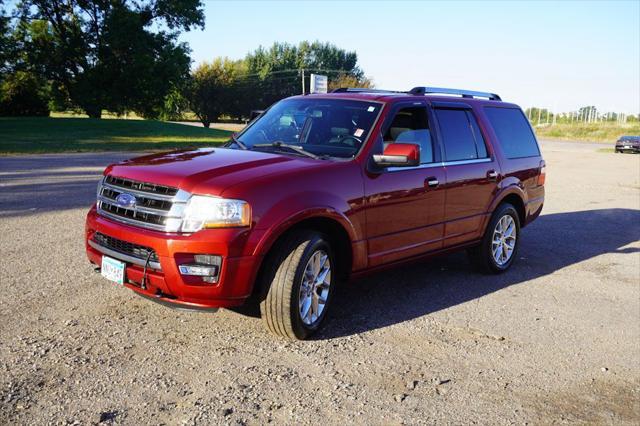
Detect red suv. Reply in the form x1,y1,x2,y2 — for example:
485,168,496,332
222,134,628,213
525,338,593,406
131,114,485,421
86,86,545,339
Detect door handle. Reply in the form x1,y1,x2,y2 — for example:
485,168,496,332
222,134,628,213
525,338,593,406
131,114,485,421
487,170,498,181
425,177,439,188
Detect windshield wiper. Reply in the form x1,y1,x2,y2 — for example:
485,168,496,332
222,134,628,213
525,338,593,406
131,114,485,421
253,141,320,159
229,134,248,150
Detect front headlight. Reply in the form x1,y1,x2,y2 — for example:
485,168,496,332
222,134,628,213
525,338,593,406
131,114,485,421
181,195,251,232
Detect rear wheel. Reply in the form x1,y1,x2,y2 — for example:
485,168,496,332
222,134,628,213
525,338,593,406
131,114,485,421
469,203,520,274
260,231,335,340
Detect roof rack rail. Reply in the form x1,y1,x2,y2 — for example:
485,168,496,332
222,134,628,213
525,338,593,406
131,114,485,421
331,87,404,94
409,86,501,101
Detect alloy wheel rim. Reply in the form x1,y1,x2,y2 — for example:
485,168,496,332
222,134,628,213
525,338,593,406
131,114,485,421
492,215,517,266
298,250,331,326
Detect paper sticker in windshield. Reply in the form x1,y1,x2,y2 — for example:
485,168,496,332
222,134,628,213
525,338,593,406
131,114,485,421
367,106,375,112
354,128,364,138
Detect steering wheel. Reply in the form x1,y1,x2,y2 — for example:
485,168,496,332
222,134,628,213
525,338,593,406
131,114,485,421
256,129,271,144
330,134,363,148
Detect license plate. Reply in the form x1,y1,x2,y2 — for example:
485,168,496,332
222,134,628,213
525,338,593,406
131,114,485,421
624,145,631,149
101,256,125,285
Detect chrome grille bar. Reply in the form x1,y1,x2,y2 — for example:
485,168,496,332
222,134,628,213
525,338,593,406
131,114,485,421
96,176,190,232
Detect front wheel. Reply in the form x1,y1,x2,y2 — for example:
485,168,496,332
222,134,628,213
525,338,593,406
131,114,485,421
468,203,521,274
260,231,335,340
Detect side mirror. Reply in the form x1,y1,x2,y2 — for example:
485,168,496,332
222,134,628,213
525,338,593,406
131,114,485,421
373,143,420,167
249,110,264,121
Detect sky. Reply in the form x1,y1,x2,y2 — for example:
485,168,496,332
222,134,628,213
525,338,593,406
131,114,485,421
181,0,640,114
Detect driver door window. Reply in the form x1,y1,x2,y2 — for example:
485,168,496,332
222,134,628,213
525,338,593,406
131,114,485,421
384,106,434,164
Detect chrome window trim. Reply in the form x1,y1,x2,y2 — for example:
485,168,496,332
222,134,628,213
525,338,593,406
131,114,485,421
444,158,492,166
386,157,492,172
89,239,162,270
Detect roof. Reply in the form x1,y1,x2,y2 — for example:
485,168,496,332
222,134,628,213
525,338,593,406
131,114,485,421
294,91,520,108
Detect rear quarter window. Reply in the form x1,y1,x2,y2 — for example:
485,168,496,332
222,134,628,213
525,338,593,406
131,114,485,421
484,107,540,159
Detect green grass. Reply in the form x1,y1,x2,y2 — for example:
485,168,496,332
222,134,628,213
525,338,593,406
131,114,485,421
534,122,640,143
0,117,232,154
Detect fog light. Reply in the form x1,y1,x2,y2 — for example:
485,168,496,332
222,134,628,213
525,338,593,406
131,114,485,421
194,254,220,265
179,254,222,283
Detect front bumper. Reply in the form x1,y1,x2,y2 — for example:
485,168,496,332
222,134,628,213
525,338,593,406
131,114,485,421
616,144,640,153
85,206,264,309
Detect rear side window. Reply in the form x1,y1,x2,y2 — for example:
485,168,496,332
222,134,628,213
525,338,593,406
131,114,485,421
434,109,488,161
484,107,540,158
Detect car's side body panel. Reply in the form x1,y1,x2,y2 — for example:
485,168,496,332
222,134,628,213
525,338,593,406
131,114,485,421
363,165,447,266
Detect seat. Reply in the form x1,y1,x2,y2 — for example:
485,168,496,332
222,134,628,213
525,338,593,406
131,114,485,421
387,113,414,142
396,129,433,163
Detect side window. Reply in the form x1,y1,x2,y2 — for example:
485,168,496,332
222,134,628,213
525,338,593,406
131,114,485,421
484,107,540,158
467,111,488,158
383,106,434,164
435,108,488,162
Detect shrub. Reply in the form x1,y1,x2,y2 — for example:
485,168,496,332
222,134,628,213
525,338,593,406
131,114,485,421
0,71,50,116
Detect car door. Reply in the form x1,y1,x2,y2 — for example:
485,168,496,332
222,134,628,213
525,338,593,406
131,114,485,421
432,102,500,247
363,102,446,267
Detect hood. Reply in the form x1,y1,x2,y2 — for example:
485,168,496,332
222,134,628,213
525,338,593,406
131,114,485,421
104,147,324,196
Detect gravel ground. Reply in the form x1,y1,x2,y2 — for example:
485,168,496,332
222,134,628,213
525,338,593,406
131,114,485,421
0,141,639,425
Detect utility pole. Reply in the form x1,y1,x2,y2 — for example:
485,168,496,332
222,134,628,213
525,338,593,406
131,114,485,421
537,108,542,126
300,69,305,95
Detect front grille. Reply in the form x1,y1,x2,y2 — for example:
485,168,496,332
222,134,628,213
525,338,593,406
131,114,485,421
100,202,167,227
93,232,159,264
97,176,189,232
105,175,178,196
101,187,173,211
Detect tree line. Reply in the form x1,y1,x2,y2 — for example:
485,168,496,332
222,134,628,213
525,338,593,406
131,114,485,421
525,106,639,126
186,42,372,127
0,1,371,126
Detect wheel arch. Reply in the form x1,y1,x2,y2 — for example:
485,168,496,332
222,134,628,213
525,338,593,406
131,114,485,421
251,211,356,299
492,190,526,227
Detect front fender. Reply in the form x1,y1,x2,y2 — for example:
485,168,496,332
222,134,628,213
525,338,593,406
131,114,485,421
252,191,361,258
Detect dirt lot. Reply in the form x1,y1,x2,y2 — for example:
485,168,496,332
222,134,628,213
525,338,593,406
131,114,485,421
1,141,639,425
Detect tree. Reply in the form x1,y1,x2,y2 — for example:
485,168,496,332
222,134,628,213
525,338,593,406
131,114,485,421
15,0,204,118
159,85,189,121
0,0,13,78
188,58,246,128
185,41,372,121
0,70,50,116
244,41,370,110
578,106,597,122
328,73,374,92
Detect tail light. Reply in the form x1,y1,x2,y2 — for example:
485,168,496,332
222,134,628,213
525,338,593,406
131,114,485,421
537,161,546,186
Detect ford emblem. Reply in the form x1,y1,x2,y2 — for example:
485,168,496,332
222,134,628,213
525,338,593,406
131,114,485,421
115,193,137,208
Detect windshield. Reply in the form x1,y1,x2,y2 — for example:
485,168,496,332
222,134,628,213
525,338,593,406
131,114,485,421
235,98,382,159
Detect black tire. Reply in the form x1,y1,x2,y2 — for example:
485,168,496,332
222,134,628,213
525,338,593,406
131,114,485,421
260,231,336,340
468,203,521,274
